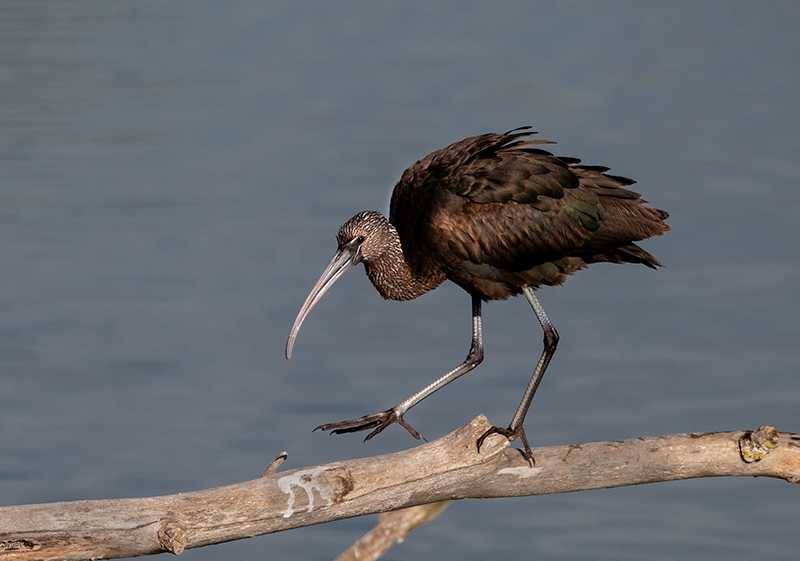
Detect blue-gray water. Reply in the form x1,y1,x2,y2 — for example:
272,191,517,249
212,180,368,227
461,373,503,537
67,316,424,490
1,2,798,559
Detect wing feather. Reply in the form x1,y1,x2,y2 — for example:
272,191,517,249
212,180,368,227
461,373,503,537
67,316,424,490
390,129,669,298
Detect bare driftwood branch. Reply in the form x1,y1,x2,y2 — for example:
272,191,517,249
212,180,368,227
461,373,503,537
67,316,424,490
1,417,797,561
334,501,454,561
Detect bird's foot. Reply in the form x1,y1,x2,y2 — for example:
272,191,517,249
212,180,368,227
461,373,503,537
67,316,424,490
477,425,535,466
314,408,427,443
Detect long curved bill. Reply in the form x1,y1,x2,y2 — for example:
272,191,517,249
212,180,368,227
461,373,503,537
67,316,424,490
286,245,359,359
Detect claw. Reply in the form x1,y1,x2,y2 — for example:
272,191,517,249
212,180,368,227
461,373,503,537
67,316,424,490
314,408,427,443
477,425,535,466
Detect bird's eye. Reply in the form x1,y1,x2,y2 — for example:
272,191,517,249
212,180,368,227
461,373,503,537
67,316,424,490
356,235,366,244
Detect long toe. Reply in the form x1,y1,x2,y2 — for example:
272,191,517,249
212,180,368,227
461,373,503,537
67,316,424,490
315,408,425,442
478,425,535,466
314,411,388,434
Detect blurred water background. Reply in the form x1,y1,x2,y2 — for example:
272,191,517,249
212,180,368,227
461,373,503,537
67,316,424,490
1,2,798,560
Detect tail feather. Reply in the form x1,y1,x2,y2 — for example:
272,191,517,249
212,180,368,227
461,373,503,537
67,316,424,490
583,243,664,269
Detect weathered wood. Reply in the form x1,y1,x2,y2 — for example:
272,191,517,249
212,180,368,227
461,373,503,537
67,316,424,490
334,501,454,561
1,418,797,561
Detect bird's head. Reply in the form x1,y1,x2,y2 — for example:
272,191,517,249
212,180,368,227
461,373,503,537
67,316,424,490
285,211,391,359
336,211,392,263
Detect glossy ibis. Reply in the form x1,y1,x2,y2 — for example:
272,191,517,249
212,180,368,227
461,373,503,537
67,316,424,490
286,127,669,462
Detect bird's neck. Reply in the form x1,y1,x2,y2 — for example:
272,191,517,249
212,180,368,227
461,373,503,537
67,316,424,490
364,226,444,301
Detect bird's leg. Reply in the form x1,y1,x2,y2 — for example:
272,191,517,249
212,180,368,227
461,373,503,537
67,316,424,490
315,295,485,443
477,287,558,464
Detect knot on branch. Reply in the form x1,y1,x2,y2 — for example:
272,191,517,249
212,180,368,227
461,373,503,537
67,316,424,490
158,518,189,555
739,425,779,463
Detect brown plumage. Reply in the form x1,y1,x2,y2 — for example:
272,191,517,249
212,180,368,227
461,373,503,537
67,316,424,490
287,127,669,463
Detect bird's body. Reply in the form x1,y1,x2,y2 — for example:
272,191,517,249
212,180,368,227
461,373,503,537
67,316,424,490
287,128,669,462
